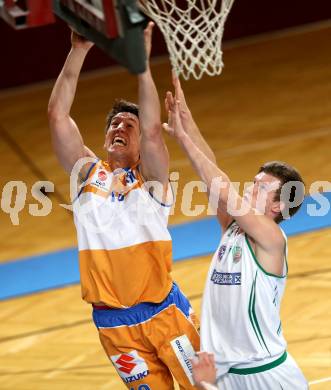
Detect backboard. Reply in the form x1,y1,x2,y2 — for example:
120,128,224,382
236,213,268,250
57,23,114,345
53,0,146,74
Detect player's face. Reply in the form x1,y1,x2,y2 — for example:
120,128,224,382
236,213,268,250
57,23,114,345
243,172,282,216
104,112,140,160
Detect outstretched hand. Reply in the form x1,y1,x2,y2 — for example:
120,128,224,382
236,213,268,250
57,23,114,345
165,72,198,136
162,91,186,140
172,72,190,116
191,352,217,389
70,28,94,51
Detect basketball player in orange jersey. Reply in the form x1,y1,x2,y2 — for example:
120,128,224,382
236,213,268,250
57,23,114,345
47,22,214,390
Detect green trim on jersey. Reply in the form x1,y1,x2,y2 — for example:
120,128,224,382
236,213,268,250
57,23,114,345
245,234,287,279
226,220,235,231
228,351,287,375
248,272,271,355
248,272,264,350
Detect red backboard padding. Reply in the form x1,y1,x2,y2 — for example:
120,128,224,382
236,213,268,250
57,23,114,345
1,0,55,28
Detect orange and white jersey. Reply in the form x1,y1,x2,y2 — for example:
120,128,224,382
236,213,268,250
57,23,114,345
73,159,174,308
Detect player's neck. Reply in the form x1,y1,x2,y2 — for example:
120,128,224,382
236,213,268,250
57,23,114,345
108,155,138,170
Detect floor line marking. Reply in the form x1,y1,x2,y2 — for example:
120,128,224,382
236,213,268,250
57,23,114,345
309,376,331,385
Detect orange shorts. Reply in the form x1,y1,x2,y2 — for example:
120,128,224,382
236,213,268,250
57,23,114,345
92,283,200,390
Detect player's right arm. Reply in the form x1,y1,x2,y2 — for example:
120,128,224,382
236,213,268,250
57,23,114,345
48,30,96,175
166,80,232,231
164,96,285,275
170,75,216,164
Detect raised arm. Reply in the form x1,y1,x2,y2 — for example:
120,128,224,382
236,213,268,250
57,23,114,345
163,97,285,274
170,75,216,164
48,30,96,174
165,87,230,228
138,22,169,189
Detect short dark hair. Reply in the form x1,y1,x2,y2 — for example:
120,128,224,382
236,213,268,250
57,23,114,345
258,161,305,223
105,99,139,132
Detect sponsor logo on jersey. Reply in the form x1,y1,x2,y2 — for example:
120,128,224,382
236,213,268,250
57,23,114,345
98,170,107,181
95,179,106,187
109,168,138,199
232,246,242,262
111,350,149,383
170,335,195,385
89,170,108,190
218,244,227,261
87,167,138,200
124,168,137,184
211,269,241,285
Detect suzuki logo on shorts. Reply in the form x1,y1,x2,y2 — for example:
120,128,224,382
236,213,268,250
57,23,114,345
111,350,149,383
116,354,136,374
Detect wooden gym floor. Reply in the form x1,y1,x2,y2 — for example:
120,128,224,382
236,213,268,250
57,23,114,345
0,22,331,389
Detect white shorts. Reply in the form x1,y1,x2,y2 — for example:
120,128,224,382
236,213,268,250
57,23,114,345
217,352,308,390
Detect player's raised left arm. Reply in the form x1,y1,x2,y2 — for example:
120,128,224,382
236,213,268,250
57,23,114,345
138,22,169,188
171,75,216,164
163,97,284,257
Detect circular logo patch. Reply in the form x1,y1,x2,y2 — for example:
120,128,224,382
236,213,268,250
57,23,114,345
98,170,107,181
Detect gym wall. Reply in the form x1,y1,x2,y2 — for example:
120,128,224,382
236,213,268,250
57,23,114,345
1,0,331,89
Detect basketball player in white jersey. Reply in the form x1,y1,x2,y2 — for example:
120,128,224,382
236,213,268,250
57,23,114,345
163,77,308,389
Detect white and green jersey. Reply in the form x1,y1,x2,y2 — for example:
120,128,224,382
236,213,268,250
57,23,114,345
201,220,288,377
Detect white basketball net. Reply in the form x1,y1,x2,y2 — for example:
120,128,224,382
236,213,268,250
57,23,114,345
138,0,235,80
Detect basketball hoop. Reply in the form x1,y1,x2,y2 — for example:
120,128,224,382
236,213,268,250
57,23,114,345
138,0,235,80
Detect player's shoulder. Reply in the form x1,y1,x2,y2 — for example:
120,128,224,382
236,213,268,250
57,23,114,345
78,157,101,182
